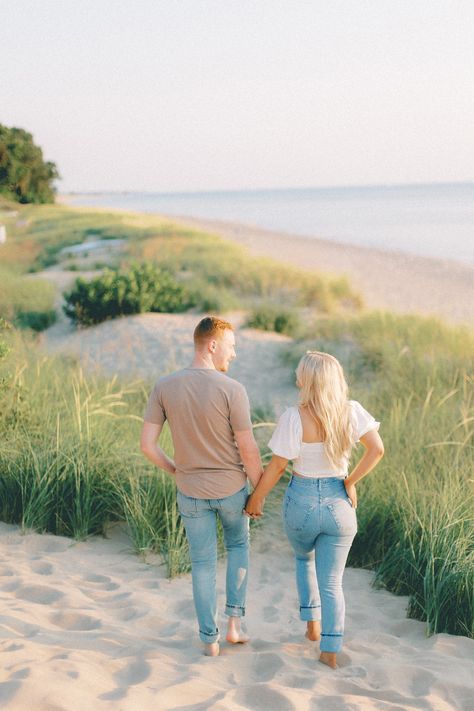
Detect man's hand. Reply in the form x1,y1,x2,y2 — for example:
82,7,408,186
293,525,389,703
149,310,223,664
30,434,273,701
344,480,357,509
244,493,265,518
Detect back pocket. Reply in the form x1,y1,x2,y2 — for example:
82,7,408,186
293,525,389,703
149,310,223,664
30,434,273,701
327,500,357,535
283,494,315,532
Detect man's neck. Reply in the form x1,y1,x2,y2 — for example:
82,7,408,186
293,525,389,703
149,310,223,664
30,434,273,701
189,353,216,369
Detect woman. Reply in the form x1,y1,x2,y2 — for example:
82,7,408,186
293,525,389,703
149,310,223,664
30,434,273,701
245,351,384,669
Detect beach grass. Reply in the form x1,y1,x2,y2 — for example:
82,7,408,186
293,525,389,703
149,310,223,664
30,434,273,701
283,312,474,637
2,203,361,315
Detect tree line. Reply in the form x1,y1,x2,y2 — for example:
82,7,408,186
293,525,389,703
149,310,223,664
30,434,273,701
0,123,58,204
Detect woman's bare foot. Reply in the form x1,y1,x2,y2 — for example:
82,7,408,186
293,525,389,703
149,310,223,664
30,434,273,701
226,616,250,644
319,651,337,669
305,620,321,641
204,642,220,657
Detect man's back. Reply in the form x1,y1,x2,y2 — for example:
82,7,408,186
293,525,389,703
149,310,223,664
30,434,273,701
144,368,252,498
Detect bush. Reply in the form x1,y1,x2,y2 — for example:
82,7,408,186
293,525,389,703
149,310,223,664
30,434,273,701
247,305,301,337
63,262,191,326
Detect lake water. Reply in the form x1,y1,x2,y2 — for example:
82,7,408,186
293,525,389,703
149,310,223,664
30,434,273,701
66,182,474,266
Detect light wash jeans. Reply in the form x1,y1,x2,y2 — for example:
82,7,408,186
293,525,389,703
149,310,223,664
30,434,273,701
283,475,357,653
177,485,249,644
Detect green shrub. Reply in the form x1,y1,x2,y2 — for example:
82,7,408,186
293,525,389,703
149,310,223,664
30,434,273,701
247,305,301,337
63,262,191,326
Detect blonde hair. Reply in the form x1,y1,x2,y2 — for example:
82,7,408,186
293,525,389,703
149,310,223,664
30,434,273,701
296,351,352,469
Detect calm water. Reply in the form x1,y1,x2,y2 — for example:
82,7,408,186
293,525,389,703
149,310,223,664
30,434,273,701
67,183,474,266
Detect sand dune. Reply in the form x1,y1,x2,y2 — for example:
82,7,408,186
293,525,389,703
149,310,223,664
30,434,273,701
1,516,472,710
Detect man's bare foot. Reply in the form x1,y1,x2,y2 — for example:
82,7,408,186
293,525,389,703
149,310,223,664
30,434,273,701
226,617,250,644
204,642,220,657
305,620,321,641
319,651,337,669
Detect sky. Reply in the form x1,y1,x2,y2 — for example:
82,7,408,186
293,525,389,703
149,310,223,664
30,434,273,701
2,0,473,192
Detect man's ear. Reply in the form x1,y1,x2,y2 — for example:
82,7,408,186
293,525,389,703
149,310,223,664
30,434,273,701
209,339,217,353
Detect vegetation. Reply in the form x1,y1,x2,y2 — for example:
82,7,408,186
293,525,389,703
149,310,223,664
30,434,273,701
282,312,474,637
0,124,58,204
0,266,56,331
247,304,302,337
63,262,190,326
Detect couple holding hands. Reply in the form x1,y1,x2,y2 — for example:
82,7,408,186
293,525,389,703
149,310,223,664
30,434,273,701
141,316,384,668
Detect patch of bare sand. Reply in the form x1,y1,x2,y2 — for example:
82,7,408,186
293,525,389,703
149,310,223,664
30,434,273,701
166,215,474,326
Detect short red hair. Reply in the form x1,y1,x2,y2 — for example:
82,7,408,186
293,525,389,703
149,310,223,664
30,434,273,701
193,316,234,345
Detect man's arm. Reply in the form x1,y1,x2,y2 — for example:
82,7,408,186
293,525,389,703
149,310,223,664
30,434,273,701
140,421,176,475
234,428,263,488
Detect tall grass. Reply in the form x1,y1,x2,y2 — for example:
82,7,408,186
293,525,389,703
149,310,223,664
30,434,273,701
283,312,474,637
0,333,189,576
4,203,362,314
0,266,56,330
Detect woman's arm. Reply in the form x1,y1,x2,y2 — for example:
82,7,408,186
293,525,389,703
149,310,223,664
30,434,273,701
244,454,289,517
344,429,384,508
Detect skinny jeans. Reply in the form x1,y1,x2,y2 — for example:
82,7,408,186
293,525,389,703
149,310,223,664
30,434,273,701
177,485,249,644
283,475,357,653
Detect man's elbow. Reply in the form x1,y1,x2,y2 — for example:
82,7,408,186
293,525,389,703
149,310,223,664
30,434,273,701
374,443,385,459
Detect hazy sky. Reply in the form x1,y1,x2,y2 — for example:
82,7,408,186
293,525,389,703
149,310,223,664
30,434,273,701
2,0,473,192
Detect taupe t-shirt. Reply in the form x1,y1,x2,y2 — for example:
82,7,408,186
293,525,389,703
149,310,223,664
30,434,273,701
143,368,252,498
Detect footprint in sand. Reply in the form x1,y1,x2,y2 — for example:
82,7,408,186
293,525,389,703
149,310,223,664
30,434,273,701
0,568,15,577
236,683,295,711
30,561,54,576
79,574,120,591
51,611,102,631
14,585,64,604
253,652,284,682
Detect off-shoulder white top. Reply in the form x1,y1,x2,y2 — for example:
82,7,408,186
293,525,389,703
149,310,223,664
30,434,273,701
268,400,380,479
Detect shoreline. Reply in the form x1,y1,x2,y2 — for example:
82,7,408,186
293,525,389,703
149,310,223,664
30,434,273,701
58,196,474,325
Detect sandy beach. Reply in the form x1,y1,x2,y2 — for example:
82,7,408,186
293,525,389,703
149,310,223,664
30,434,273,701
164,215,474,325
2,511,473,711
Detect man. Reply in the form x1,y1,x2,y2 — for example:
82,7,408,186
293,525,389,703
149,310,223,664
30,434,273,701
141,316,263,656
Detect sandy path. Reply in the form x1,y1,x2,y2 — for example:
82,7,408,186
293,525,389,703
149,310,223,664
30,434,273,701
166,215,474,326
1,514,472,711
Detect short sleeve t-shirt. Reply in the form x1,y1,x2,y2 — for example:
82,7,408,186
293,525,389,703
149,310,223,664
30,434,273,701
268,400,380,478
144,368,252,498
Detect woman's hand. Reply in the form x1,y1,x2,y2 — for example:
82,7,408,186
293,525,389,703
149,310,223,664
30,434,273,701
344,480,357,509
244,493,265,518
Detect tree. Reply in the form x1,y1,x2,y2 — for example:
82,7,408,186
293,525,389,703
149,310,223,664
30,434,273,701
0,124,59,204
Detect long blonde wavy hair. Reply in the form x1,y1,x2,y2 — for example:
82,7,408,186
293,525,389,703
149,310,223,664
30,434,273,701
296,351,353,469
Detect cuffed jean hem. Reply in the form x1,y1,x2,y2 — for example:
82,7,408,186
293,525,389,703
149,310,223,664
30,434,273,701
225,603,245,618
320,633,344,653
299,604,321,622
199,628,220,644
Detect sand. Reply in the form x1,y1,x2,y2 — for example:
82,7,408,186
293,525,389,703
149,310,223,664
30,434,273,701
165,215,474,326
1,513,472,711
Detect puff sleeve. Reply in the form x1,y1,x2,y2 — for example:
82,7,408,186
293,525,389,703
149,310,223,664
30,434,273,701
350,400,380,443
268,407,302,460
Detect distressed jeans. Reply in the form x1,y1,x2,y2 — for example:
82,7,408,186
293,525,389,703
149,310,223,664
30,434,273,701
177,485,249,644
283,475,357,653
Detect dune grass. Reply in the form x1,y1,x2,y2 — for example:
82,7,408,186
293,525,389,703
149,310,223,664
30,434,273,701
2,203,361,315
283,312,474,637
0,331,189,575
0,265,56,330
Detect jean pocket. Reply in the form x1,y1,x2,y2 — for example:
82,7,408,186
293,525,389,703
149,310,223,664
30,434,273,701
327,500,357,534
176,491,198,518
283,494,315,532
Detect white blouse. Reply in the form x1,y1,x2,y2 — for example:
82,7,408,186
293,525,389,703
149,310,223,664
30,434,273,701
268,400,380,479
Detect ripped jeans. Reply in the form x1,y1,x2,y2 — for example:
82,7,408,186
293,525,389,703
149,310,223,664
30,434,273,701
177,485,249,644
283,475,357,653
